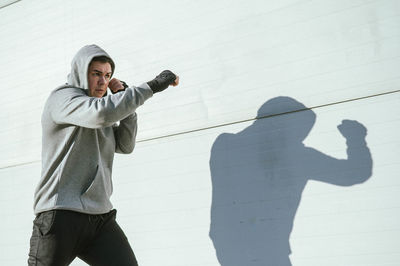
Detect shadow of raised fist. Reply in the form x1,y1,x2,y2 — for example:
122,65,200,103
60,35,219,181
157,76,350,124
337,119,367,140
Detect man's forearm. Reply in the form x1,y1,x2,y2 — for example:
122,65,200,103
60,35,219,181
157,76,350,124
50,84,152,128
114,113,138,154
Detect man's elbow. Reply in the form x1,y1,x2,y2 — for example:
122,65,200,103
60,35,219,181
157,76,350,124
94,109,121,128
117,142,135,154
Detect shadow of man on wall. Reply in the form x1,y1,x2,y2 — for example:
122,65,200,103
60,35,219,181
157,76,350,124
209,97,373,266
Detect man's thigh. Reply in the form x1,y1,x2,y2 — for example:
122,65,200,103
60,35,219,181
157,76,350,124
28,210,86,266
78,211,138,266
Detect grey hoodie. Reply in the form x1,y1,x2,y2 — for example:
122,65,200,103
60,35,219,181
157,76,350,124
33,45,153,215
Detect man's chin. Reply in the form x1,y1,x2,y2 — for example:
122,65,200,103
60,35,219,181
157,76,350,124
94,91,106,98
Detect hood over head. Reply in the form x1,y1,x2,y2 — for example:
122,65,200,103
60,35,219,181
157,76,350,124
67,44,115,91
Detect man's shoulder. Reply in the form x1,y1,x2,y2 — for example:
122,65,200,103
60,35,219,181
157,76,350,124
52,84,86,95
44,85,88,110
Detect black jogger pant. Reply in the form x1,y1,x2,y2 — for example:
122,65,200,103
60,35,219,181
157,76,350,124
28,209,138,266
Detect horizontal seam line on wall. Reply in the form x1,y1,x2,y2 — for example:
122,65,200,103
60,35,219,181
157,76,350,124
137,89,400,143
0,0,22,10
0,160,39,170
0,89,399,170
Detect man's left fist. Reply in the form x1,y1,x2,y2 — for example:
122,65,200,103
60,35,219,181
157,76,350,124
147,70,179,93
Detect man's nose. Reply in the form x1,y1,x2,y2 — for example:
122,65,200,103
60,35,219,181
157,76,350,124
98,76,106,84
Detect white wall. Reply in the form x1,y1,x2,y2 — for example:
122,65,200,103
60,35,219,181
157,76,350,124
0,0,399,265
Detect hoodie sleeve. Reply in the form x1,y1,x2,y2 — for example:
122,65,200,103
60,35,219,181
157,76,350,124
48,84,153,128
113,113,138,154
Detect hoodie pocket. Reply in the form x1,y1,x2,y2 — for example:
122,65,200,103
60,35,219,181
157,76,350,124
81,165,99,195
80,165,112,211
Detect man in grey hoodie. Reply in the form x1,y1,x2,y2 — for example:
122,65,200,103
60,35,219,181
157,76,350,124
28,44,179,266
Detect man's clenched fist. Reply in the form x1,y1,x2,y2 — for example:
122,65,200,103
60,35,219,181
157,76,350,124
147,70,179,93
108,78,128,94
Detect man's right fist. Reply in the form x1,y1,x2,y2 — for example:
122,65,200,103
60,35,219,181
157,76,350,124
147,70,179,93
